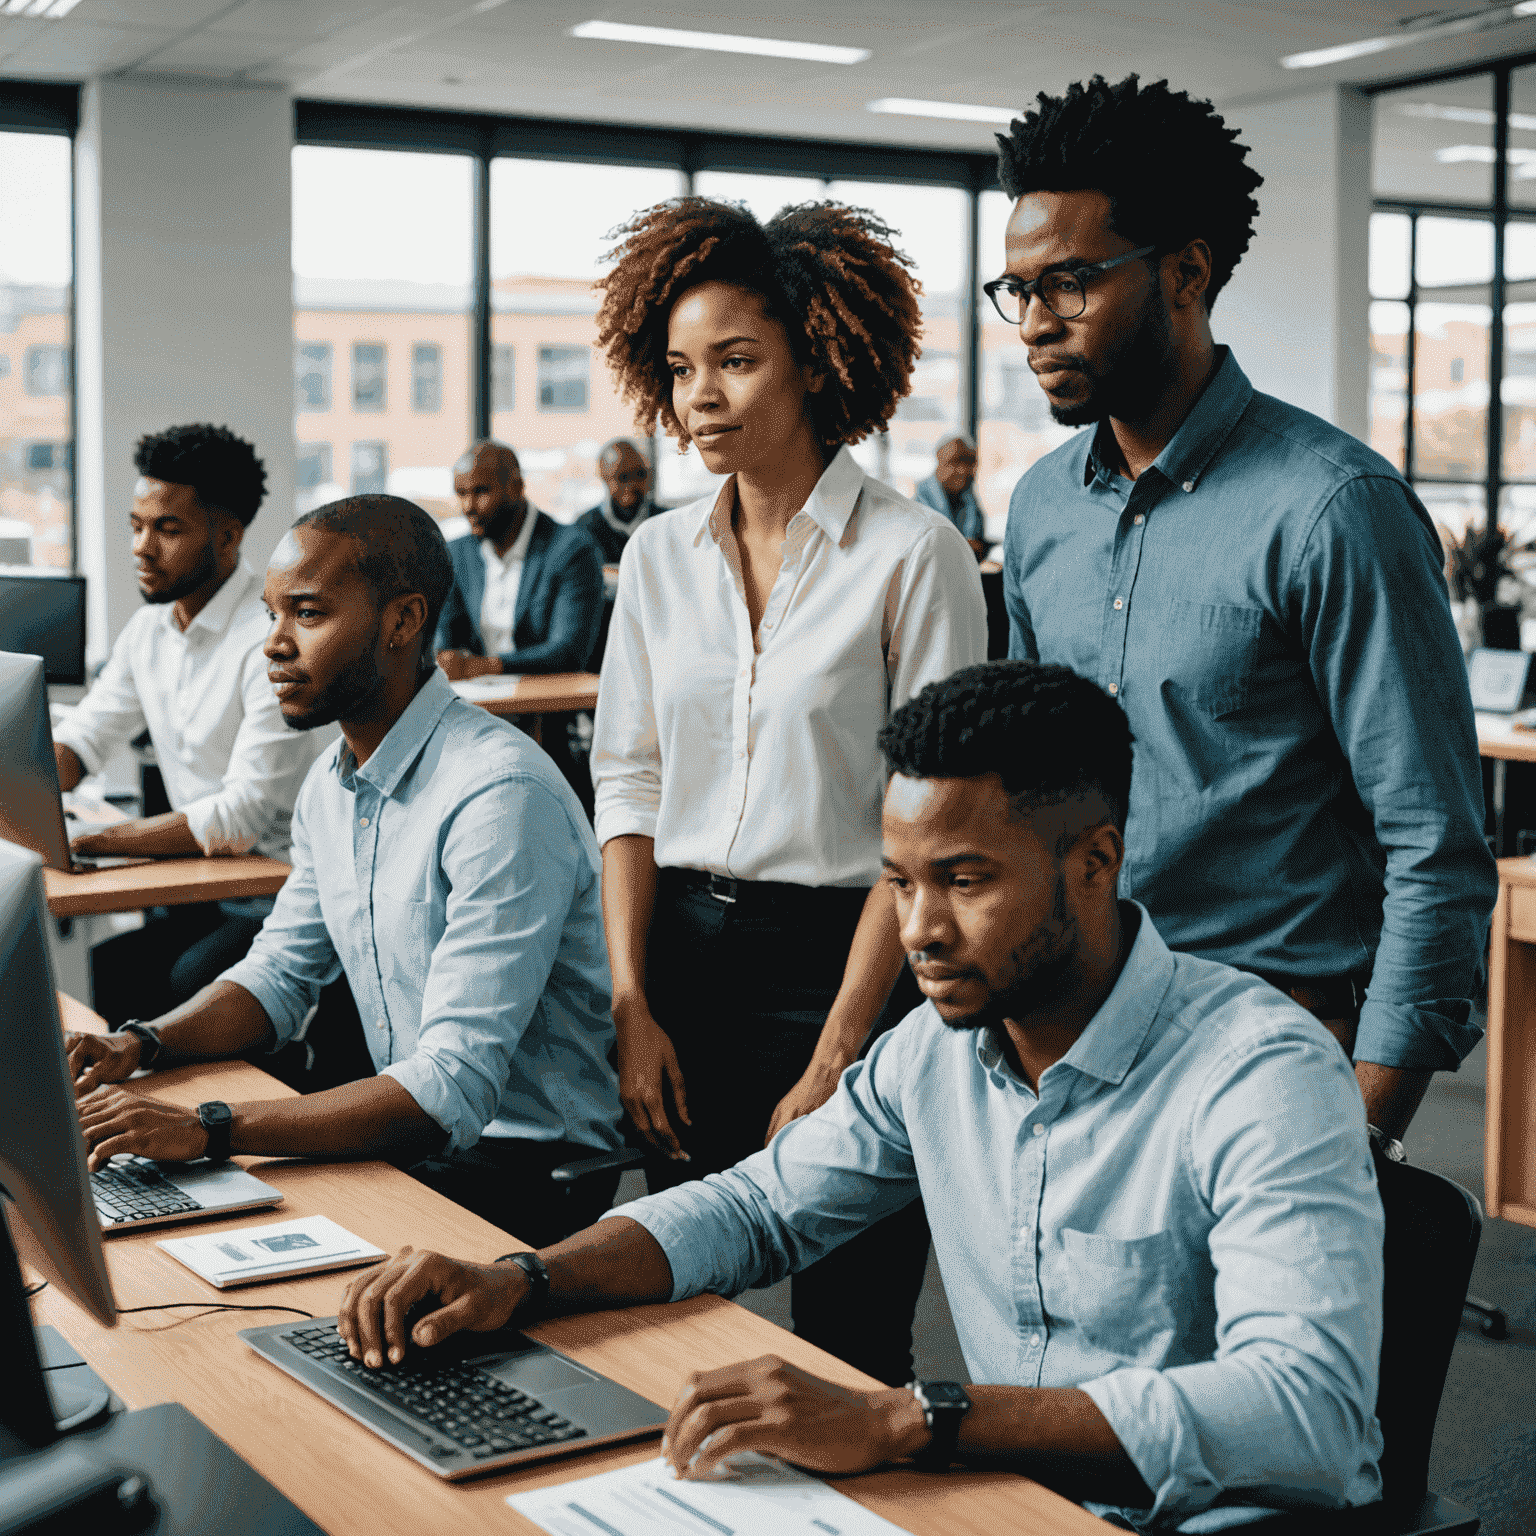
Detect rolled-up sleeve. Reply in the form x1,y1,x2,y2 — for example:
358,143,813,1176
608,1024,922,1299
221,785,340,1041
381,776,583,1152
180,645,320,856
53,628,147,775
591,539,661,847
1299,479,1497,1070
1079,1030,1384,1525
886,524,988,708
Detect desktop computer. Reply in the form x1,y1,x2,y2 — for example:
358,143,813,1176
0,839,321,1534
0,574,87,688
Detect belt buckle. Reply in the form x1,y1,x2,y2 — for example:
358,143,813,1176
708,874,738,904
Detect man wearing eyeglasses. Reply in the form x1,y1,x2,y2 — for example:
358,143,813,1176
992,74,1495,1144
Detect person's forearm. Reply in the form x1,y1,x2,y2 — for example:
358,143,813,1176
151,979,276,1060
540,1214,675,1315
808,885,907,1074
1355,1061,1433,1142
602,834,658,1020
55,743,84,792
74,811,203,858
229,1076,444,1162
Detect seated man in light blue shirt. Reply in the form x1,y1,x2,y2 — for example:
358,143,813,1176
335,660,1385,1529
67,494,623,1247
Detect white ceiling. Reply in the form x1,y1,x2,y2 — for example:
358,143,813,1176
3,0,1535,149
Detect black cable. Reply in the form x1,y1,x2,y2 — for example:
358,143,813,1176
118,1302,314,1319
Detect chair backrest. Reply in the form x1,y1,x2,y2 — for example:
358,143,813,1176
1373,1150,1482,1509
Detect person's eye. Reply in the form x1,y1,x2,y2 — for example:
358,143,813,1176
1046,272,1084,297
884,873,908,891
671,364,690,380
297,607,322,621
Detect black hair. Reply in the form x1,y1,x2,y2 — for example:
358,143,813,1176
133,423,267,527
878,660,1134,833
995,74,1262,310
293,495,454,667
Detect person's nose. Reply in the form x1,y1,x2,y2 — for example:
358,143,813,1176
1019,290,1065,347
262,619,293,661
899,885,952,958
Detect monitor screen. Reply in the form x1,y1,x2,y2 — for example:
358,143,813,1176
0,574,86,687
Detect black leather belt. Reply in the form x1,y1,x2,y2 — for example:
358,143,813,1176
662,867,867,911
1252,970,1370,1021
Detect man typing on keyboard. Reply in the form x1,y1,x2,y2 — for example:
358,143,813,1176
337,662,1385,1529
68,494,624,1248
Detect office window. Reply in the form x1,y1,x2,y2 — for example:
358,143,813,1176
492,344,514,414
352,343,387,412
296,442,333,507
0,130,74,571
295,342,332,411
351,441,387,494
693,171,824,222
538,346,589,412
412,343,442,412
490,158,684,518
293,146,473,522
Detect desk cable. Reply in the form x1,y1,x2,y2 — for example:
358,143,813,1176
26,1279,314,1323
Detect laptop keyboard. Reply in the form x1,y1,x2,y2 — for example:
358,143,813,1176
92,1158,204,1224
282,1327,588,1459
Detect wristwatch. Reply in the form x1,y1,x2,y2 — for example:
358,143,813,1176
494,1250,550,1319
196,1101,233,1162
908,1380,972,1471
112,1019,162,1071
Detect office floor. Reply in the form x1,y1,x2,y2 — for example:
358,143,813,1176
615,1029,1536,1534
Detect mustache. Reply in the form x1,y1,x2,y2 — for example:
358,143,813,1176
1028,351,1087,375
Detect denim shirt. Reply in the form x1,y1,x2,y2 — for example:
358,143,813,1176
223,669,621,1154
614,907,1384,1529
1003,349,1496,1071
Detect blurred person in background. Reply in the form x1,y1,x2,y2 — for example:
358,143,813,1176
914,432,987,557
578,438,659,567
434,439,603,678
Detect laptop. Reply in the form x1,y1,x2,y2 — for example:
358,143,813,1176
240,1317,669,1479
93,1153,284,1234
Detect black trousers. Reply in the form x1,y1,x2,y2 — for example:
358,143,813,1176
408,1137,622,1250
643,870,931,1387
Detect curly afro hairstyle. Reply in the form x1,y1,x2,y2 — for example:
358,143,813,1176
995,74,1262,311
133,423,267,527
878,660,1134,836
596,197,922,450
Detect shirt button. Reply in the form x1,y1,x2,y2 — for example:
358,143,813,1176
1182,479,1195,493
1032,1123,1045,1138
1030,1333,1042,1347
1133,513,1145,525
1113,597,1123,611
358,817,369,827
1107,683,1119,696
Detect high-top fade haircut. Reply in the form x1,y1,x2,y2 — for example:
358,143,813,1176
995,74,1263,311
293,494,454,671
134,423,268,527
878,660,1134,841
596,197,923,450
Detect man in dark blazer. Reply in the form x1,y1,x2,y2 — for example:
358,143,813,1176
576,438,657,567
434,441,603,678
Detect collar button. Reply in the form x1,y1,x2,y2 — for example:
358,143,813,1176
1182,479,1195,493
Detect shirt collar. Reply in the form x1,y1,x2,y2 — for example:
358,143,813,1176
164,559,257,638
973,902,1176,1089
335,669,458,800
693,445,866,548
1081,346,1252,495
481,503,538,569
600,494,652,536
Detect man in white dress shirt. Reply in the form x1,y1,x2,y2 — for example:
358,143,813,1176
56,424,330,1030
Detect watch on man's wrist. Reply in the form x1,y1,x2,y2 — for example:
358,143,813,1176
494,1251,550,1320
112,1019,162,1071
908,1380,972,1471
196,1101,233,1162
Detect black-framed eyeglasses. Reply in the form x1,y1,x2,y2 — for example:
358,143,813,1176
982,245,1157,325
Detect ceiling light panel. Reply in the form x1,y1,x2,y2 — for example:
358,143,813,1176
867,97,1017,124
569,20,870,65
1283,1,1536,70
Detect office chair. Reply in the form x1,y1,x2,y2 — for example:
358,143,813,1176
1247,1149,1482,1536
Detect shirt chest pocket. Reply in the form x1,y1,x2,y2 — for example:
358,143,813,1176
1059,1227,1186,1364
1159,601,1264,718
371,894,435,992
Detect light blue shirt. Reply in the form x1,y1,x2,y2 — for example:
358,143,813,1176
913,473,986,541
223,669,621,1155
1004,348,1496,1073
614,908,1384,1529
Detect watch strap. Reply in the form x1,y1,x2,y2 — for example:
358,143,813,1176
909,1380,971,1471
494,1250,550,1319
113,1019,162,1071
196,1101,233,1162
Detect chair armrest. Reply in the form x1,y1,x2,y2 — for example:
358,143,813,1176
550,1148,646,1186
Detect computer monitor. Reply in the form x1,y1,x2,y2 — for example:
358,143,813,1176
0,650,74,873
0,573,87,687
0,838,117,1462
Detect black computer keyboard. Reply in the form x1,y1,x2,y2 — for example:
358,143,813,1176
91,1159,204,1224
281,1327,587,1459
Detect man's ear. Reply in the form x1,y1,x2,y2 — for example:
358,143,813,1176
384,592,428,655
1076,821,1125,893
215,511,245,560
1166,238,1212,312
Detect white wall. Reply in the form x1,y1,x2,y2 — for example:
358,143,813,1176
74,78,294,663
1217,86,1372,441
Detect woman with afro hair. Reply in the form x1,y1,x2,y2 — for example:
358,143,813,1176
589,196,987,1387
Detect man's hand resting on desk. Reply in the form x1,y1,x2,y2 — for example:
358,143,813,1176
77,1085,209,1168
66,1029,145,1092
69,810,205,860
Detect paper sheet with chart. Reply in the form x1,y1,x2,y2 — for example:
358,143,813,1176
506,1453,913,1536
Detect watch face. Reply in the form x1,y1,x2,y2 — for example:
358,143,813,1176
923,1382,970,1409
200,1102,233,1126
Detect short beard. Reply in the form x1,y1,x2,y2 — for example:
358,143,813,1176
282,627,388,733
140,535,218,605
1047,285,1176,429
934,872,1082,1035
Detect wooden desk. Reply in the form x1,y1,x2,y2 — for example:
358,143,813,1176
453,672,600,748
1475,713,1536,855
44,854,290,919
38,997,1104,1536
1486,859,1536,1231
